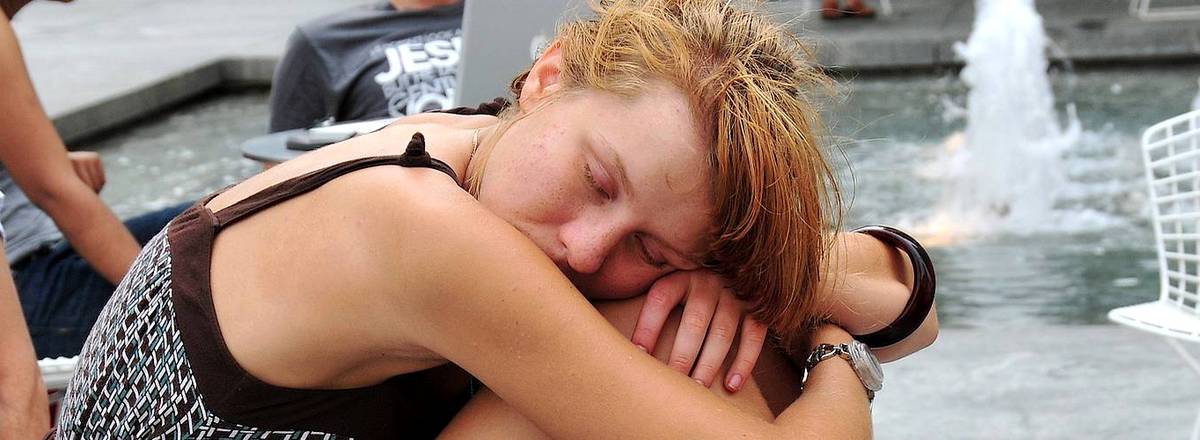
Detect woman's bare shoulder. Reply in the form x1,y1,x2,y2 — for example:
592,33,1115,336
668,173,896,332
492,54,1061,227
335,164,519,256
324,164,558,322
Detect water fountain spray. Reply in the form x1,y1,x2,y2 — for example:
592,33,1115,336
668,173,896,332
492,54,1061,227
922,0,1081,242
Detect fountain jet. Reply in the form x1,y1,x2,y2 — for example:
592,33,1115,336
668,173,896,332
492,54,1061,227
922,0,1081,242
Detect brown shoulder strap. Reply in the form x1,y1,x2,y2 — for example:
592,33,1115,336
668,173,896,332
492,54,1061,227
213,133,457,228
212,156,407,228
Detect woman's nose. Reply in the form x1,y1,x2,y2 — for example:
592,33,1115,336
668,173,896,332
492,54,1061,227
559,217,627,275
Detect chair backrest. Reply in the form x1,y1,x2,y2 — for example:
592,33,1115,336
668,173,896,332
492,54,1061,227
1144,109,1200,314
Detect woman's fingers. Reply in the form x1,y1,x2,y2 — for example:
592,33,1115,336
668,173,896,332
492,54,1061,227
690,291,741,387
724,316,767,392
633,270,767,391
667,277,718,377
631,272,688,354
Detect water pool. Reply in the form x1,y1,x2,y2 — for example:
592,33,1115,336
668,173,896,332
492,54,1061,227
833,66,1200,328
78,88,269,219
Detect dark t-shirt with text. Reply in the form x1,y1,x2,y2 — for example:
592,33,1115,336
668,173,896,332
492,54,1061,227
268,2,464,132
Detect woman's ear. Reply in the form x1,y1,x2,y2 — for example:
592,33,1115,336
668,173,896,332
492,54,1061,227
518,41,564,111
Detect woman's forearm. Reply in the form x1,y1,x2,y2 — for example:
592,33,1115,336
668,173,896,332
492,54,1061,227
440,297,868,439
818,231,938,361
774,325,873,439
441,324,870,440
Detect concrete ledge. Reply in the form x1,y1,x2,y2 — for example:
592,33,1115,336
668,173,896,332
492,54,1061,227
219,56,278,86
815,23,1200,74
781,0,1200,75
52,57,277,145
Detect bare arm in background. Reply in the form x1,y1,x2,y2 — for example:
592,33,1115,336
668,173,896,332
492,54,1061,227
0,244,48,440
0,12,139,285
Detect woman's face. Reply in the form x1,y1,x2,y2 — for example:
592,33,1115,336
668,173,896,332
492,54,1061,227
477,82,714,300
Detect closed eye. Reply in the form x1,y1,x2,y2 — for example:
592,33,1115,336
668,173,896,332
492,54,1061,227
584,162,611,200
636,233,670,269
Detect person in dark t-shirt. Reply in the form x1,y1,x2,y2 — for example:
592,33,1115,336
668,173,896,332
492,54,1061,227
268,0,464,132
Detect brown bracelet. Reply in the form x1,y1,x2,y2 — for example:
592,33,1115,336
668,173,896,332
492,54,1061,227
850,225,936,348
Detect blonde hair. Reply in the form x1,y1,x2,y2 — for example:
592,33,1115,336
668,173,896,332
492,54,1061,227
474,0,841,336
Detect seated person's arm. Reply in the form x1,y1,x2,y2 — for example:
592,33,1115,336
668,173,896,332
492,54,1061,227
375,182,872,439
0,243,49,440
0,13,139,284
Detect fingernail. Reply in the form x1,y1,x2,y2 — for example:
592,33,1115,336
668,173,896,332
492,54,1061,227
727,374,743,391
635,344,648,353
694,378,705,386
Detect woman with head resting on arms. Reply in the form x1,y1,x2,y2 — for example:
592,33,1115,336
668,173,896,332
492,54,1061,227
54,0,935,438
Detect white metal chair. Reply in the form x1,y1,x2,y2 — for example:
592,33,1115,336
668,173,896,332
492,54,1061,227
1129,0,1200,21
1109,109,1200,440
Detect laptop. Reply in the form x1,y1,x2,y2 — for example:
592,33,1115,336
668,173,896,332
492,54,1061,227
455,0,589,107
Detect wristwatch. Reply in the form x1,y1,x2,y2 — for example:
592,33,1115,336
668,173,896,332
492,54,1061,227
800,339,884,402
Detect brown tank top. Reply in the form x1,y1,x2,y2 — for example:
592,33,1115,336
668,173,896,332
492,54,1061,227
54,99,508,439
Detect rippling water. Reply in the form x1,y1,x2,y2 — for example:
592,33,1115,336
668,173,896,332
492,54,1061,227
832,66,1200,328
84,70,1200,329
79,88,269,219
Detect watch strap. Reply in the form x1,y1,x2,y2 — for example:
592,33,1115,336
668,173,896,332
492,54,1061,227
800,343,875,402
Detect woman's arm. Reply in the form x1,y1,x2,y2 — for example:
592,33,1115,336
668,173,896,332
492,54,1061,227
630,229,937,389
0,13,139,285
0,244,49,440
373,181,871,439
820,231,939,362
439,295,785,439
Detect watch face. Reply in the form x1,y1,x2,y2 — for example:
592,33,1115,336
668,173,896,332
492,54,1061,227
848,340,884,392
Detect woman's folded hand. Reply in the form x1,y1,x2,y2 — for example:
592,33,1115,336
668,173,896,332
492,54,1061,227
631,270,767,393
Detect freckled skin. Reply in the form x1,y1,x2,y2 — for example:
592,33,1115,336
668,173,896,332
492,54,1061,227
476,83,714,300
